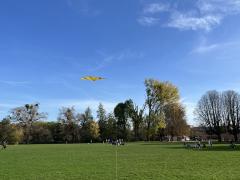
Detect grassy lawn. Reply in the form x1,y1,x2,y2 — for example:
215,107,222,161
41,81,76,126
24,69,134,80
0,143,240,180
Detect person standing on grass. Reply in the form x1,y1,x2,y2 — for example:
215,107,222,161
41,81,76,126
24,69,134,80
208,139,213,147
197,141,201,149
1,138,7,150
230,140,236,149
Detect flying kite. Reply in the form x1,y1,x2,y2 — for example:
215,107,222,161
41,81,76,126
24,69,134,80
81,76,105,81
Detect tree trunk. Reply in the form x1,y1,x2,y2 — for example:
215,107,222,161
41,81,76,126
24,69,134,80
146,121,150,141
217,133,222,142
27,125,32,144
234,133,238,142
134,127,139,141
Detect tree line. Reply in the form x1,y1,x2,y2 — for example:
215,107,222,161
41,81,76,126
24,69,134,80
0,79,190,144
196,90,240,142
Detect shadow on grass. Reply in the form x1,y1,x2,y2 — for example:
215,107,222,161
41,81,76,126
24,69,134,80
141,143,169,146
162,145,240,152
139,142,240,151
140,142,183,146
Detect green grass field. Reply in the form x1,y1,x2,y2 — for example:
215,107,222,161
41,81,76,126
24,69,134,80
0,143,240,180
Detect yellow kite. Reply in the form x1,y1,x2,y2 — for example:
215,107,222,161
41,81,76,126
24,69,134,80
81,76,105,81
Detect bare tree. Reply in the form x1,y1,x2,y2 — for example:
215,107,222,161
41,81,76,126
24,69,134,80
195,91,223,142
78,107,94,127
222,90,240,142
58,107,80,143
10,103,47,144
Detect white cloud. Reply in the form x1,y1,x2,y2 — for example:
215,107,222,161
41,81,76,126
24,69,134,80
198,0,240,15
167,14,222,31
0,103,19,109
191,41,240,54
66,0,101,16
192,44,220,54
181,100,197,125
0,99,118,120
90,50,144,71
185,102,196,125
0,98,198,125
0,80,30,87
137,16,160,26
143,3,169,14
42,99,117,113
138,0,240,31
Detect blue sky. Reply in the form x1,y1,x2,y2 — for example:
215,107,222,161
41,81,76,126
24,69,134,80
1,0,240,125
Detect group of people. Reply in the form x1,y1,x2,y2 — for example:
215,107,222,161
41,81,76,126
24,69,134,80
1,138,7,150
112,139,125,146
103,139,125,146
230,140,236,149
184,139,213,149
184,139,239,150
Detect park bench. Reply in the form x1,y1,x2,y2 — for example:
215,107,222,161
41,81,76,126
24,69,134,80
185,143,206,149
